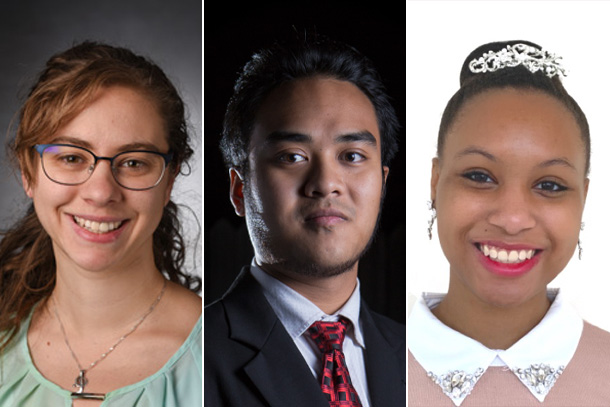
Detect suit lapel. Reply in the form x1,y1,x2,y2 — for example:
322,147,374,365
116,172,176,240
361,304,406,406
223,268,328,407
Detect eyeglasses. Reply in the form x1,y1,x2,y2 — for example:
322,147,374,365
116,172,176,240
34,144,174,191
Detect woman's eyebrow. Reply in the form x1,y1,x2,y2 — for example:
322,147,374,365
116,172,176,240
50,136,163,153
456,146,578,171
455,146,496,161
51,136,93,149
537,157,577,171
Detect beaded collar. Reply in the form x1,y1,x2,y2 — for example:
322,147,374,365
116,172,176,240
408,289,582,406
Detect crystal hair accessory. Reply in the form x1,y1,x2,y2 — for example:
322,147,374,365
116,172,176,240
469,43,566,78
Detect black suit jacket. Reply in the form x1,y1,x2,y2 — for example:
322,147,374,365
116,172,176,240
204,267,406,406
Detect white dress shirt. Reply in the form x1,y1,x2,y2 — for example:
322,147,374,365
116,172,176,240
250,261,371,407
408,289,583,406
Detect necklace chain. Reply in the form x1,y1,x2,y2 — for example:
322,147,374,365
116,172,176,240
52,279,167,394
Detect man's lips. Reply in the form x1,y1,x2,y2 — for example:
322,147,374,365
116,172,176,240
303,208,348,226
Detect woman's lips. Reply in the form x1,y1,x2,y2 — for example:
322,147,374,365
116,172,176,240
475,242,542,277
478,243,537,264
73,215,124,234
70,214,129,243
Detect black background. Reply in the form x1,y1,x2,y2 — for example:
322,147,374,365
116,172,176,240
204,1,406,323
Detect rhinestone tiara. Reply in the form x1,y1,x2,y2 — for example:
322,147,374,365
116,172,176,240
469,43,566,78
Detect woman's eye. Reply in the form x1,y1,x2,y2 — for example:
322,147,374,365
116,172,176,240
122,160,145,168
59,154,86,165
462,171,494,183
535,180,568,192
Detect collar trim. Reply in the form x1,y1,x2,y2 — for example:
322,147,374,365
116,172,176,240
409,289,582,406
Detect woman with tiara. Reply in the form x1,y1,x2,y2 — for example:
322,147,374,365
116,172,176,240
0,42,202,406
408,40,610,406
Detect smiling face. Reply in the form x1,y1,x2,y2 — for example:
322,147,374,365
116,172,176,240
230,77,388,278
23,86,174,273
431,88,588,308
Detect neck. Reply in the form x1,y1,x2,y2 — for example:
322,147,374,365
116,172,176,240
432,279,551,350
50,252,165,335
258,261,359,315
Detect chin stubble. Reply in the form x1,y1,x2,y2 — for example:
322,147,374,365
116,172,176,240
244,174,386,278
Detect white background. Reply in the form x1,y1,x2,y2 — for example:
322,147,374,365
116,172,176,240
406,1,610,331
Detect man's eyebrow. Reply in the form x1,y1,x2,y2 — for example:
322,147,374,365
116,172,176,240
263,131,312,145
262,130,378,147
335,131,377,146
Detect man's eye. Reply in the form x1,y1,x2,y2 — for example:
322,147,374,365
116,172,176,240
343,152,365,163
278,153,306,163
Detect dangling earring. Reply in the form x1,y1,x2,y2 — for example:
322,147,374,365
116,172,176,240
578,222,585,260
427,200,437,240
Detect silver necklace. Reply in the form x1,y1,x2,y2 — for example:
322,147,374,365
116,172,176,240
52,279,167,400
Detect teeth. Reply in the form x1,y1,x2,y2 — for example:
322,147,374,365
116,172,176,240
479,244,535,264
74,216,122,234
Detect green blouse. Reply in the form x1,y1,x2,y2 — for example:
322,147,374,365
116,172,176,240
0,311,202,407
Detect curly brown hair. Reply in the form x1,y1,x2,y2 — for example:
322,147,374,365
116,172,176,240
0,41,201,352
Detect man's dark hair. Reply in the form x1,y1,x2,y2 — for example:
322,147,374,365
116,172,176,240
437,40,590,175
220,33,400,174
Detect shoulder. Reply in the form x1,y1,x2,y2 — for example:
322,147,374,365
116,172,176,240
536,321,610,405
582,320,610,342
203,297,230,339
362,304,405,344
153,281,201,345
0,317,49,403
575,321,610,358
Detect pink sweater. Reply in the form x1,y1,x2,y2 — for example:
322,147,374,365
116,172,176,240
409,322,610,406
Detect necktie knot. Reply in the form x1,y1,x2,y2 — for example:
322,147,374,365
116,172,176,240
308,318,348,354
308,317,362,406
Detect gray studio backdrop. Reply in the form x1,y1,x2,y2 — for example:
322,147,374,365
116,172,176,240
0,1,202,281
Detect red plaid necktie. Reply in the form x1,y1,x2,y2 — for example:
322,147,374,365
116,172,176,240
308,317,363,406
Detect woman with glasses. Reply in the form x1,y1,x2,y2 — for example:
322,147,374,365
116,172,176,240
0,42,202,406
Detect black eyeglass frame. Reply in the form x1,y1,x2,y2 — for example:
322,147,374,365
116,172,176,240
34,143,174,191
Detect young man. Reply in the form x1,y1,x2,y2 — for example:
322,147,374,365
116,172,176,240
205,35,405,407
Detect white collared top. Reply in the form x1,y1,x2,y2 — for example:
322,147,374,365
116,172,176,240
408,289,583,406
250,261,371,407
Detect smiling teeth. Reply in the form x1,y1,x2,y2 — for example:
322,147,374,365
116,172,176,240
480,244,535,264
74,216,122,234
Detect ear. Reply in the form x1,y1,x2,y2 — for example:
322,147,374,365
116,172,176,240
229,167,246,217
583,177,590,203
21,172,33,198
163,172,176,206
382,166,389,184
430,157,440,204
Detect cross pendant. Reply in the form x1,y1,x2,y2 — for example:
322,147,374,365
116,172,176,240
71,370,105,400
73,370,88,394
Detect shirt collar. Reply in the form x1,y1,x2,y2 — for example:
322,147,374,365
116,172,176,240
408,288,583,406
250,260,365,348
